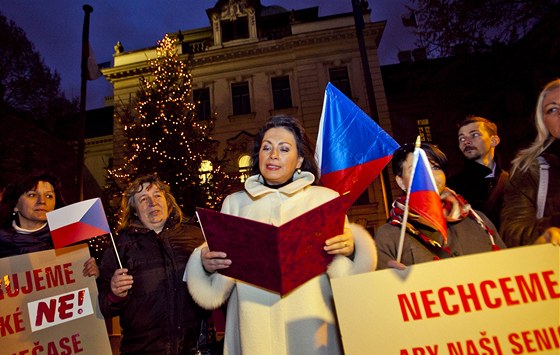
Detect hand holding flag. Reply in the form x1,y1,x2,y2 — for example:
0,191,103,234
317,83,399,205
396,137,447,262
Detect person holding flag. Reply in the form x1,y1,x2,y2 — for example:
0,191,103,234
0,171,99,277
375,142,506,270
98,175,209,354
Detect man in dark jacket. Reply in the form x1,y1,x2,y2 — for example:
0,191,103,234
98,175,208,354
447,116,509,228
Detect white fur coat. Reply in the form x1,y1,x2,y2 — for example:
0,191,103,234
185,173,377,354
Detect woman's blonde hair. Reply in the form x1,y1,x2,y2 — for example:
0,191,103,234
510,79,560,176
117,175,183,231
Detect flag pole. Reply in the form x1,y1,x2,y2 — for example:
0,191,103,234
78,4,93,202
109,232,123,269
396,136,421,263
351,0,393,218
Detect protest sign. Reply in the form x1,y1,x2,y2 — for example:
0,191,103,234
331,244,560,354
0,245,111,354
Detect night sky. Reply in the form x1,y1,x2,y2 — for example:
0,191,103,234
1,0,416,109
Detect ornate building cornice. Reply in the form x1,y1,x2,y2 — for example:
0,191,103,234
103,23,383,81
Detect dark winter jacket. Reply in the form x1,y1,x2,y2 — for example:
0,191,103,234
98,217,208,355
0,224,53,258
447,159,508,228
376,212,506,269
500,142,560,247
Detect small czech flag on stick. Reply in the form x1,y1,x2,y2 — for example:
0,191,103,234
396,137,447,263
47,198,122,268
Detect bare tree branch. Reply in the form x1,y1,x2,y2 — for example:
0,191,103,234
407,0,558,56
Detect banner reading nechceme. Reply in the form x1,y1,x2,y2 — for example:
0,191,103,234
0,245,111,354
332,244,560,355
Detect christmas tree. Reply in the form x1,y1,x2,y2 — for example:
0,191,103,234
105,34,238,222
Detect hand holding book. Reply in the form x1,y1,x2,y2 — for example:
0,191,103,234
200,247,231,273
196,193,352,295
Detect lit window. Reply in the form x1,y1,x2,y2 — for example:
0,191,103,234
199,160,213,184
417,119,432,142
238,154,251,182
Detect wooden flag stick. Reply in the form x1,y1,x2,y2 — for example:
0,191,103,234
109,232,123,269
396,136,421,263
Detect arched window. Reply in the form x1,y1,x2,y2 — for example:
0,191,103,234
199,160,213,184
238,154,251,182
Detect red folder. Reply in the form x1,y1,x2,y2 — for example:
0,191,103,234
196,194,352,295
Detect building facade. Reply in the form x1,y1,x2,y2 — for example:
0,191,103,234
102,0,396,233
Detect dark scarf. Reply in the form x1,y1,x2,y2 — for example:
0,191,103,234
389,187,500,259
263,177,293,189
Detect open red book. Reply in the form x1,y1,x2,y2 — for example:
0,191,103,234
196,193,352,295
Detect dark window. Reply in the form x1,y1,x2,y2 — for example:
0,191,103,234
355,188,371,205
193,88,211,120
329,67,352,98
221,18,249,42
232,82,251,115
271,76,292,110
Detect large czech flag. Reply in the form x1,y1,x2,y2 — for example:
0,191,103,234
317,83,399,204
408,147,448,240
47,198,111,249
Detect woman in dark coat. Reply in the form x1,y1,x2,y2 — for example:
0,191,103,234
98,175,208,354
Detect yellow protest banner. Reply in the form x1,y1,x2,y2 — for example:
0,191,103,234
332,244,560,355
0,245,111,354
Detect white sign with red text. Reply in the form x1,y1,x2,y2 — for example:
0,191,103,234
331,244,560,355
28,287,94,331
0,245,111,354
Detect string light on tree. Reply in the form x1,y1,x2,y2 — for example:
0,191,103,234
104,33,239,222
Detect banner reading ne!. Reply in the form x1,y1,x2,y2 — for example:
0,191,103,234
0,245,111,354
332,244,560,355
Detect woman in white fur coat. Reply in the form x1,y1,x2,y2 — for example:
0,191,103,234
185,115,377,354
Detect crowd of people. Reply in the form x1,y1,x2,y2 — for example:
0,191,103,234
1,78,558,354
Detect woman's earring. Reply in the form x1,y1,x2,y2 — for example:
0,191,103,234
297,168,302,174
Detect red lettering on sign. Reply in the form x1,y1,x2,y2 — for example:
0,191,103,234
398,293,422,322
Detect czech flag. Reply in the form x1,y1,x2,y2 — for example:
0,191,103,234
408,147,448,240
317,83,399,204
47,198,111,249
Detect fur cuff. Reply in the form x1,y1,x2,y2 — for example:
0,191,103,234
327,223,377,279
184,243,235,310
